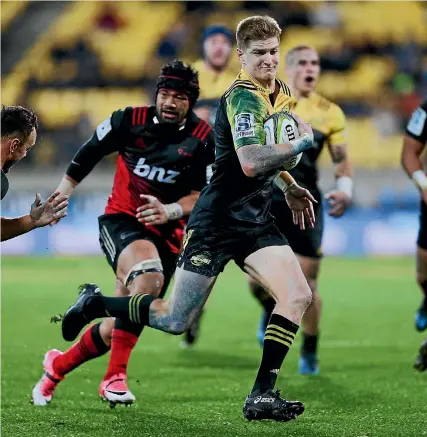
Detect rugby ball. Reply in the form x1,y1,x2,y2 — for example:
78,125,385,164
264,112,302,171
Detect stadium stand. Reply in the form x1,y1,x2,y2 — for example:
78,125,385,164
2,0,426,170
1,0,28,31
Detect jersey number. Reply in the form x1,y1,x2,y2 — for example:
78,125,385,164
133,158,180,184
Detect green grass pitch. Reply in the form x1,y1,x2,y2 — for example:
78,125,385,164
1,256,426,437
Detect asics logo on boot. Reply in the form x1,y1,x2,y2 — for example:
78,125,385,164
253,396,262,404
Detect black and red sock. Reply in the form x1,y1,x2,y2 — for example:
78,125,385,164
53,323,110,376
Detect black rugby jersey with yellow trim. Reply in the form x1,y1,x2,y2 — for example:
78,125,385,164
195,69,294,224
289,92,347,190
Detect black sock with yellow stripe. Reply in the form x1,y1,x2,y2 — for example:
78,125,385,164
252,313,299,393
101,294,158,326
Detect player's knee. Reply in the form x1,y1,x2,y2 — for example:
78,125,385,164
292,274,313,311
125,259,164,297
129,272,164,297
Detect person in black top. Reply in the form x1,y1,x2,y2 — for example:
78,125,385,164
0,105,68,241
32,61,215,407
401,99,427,372
253,46,353,376
60,16,316,421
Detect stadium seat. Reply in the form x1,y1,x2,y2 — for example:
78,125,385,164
281,27,339,56
89,2,184,79
337,1,427,45
1,1,28,31
28,88,149,129
317,118,402,170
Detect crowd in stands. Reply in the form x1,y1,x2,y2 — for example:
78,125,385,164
2,0,426,170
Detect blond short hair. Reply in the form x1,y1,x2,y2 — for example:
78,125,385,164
236,15,282,50
285,45,317,66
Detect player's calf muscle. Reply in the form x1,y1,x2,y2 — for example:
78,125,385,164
148,269,215,335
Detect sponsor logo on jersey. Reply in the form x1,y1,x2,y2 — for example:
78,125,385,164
234,113,255,139
133,158,180,184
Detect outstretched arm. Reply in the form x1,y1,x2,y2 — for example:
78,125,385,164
1,191,68,241
56,113,124,198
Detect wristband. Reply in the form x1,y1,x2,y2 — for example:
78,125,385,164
412,170,427,191
274,173,295,194
336,176,353,199
163,203,183,220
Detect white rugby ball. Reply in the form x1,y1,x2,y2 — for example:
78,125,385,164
264,112,302,171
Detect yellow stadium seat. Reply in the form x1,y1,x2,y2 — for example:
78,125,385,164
90,2,184,80
318,117,403,169
1,1,28,31
337,1,427,45
281,27,340,55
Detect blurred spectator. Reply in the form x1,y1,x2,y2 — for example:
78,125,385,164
242,1,271,11
321,42,353,72
392,40,422,75
74,40,102,86
192,25,236,123
9,0,427,171
309,0,341,28
96,4,125,32
157,21,191,59
279,1,310,27
184,1,216,13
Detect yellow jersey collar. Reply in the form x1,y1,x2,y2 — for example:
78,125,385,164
238,69,279,95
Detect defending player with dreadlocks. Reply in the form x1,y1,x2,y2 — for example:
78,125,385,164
1,105,68,241
252,46,353,376
31,61,215,407
401,99,427,372
60,16,316,421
